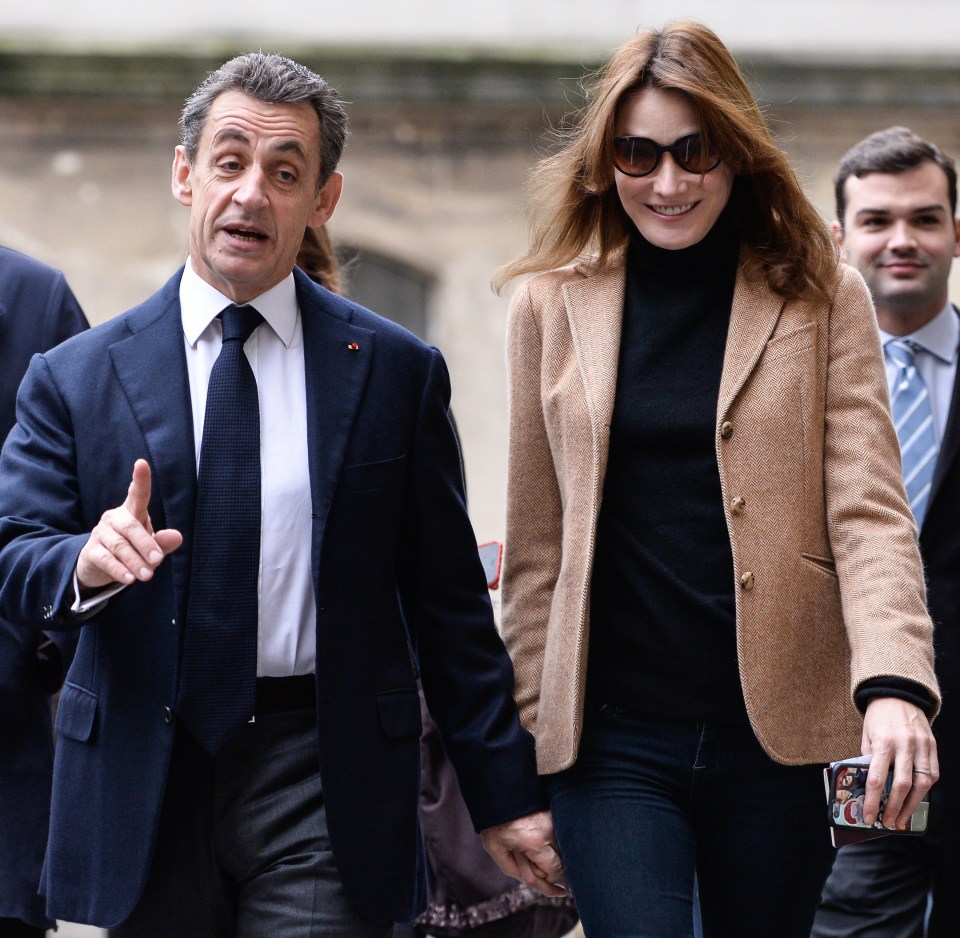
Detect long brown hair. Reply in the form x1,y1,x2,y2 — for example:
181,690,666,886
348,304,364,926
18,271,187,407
297,225,342,294
495,21,837,300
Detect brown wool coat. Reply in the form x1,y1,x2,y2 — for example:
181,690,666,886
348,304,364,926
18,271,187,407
501,250,940,775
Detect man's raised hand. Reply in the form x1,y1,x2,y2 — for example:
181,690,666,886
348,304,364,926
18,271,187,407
75,459,182,594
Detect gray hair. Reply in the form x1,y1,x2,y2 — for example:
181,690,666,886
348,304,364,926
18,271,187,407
179,52,348,188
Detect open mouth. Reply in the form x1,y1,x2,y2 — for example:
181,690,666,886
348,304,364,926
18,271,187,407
225,226,268,242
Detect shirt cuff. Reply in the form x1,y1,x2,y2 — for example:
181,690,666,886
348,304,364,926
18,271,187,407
71,571,126,616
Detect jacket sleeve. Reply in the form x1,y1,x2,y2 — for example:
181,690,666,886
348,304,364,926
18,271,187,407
500,281,566,733
0,353,91,632
41,272,89,349
823,265,940,714
398,345,546,830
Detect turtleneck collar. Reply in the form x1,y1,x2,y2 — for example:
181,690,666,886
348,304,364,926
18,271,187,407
628,203,740,280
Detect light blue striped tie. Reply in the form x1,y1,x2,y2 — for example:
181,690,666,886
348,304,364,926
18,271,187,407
886,338,938,528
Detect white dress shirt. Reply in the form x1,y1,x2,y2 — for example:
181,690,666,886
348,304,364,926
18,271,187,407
179,260,315,676
880,301,959,444
75,261,316,677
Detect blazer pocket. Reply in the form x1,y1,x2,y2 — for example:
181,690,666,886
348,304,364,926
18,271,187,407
763,320,816,358
341,454,406,493
800,552,838,578
376,688,422,739
55,682,98,742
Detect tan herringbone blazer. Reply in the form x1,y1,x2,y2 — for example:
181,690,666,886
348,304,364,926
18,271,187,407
501,250,940,775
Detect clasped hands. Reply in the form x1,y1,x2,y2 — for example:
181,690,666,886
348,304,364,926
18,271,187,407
75,459,182,594
481,809,566,897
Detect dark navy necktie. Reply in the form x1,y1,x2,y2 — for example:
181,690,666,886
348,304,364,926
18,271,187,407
177,304,263,754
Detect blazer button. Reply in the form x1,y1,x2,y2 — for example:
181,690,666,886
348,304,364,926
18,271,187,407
720,421,734,440
730,497,746,515
739,571,755,590
162,707,174,725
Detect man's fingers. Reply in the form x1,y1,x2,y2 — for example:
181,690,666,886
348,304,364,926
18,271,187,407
513,851,568,897
77,537,139,589
525,841,564,884
123,458,153,521
76,511,182,594
479,834,520,881
155,529,184,556
479,810,567,897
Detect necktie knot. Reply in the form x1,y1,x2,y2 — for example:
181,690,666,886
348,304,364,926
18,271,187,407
220,305,263,345
885,338,922,370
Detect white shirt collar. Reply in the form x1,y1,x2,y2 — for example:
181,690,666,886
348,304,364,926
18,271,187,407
879,301,959,366
179,258,299,348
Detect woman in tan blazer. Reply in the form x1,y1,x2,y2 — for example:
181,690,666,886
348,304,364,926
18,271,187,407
496,21,940,937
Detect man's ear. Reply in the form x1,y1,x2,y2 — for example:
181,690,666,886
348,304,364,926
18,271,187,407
309,172,343,227
171,146,193,207
831,219,846,255
953,216,960,259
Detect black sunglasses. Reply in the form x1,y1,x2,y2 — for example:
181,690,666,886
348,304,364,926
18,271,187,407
612,133,721,177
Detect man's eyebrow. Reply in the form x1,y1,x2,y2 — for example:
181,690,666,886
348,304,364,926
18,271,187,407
272,140,309,162
909,204,948,216
854,204,947,221
208,130,309,164
211,128,251,148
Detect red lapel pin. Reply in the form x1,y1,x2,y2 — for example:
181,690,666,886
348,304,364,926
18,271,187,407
347,342,359,351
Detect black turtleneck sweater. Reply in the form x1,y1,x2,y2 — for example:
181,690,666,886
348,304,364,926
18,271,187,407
586,212,748,723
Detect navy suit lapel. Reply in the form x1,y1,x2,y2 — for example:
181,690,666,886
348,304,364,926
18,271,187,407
108,271,197,622
296,271,374,580
928,305,960,513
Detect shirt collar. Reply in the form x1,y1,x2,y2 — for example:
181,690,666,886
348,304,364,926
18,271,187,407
879,300,959,366
179,258,299,348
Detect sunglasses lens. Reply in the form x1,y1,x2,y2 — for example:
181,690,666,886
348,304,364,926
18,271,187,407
678,135,719,173
614,138,658,176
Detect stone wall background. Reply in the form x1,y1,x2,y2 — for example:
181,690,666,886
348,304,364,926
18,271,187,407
1,32,959,541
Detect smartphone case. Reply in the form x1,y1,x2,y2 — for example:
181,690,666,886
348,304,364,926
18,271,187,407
824,755,929,846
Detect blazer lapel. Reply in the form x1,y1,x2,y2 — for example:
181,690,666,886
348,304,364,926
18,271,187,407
928,305,960,509
297,273,374,580
718,261,785,416
108,274,197,621
563,258,626,460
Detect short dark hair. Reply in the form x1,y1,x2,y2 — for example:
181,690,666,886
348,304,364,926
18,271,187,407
835,126,957,225
180,52,348,189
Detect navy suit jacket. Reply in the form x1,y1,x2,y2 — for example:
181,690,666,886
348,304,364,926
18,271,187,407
921,305,960,807
0,267,543,927
0,245,87,928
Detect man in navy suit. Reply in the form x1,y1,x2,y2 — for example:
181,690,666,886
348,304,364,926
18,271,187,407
0,246,87,937
0,54,562,935
813,128,960,937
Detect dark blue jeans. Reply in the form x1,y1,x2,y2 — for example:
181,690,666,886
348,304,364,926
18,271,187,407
547,704,834,937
